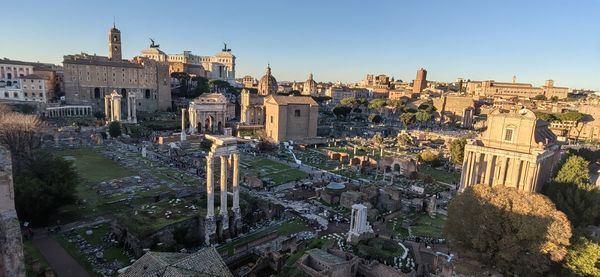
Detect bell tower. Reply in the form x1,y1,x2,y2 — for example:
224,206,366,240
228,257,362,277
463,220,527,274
108,23,122,61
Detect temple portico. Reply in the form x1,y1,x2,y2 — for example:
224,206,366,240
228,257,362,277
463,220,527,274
46,105,92,118
204,135,240,245
104,90,138,123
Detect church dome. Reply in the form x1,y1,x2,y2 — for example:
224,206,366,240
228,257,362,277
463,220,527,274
302,73,317,96
258,65,278,96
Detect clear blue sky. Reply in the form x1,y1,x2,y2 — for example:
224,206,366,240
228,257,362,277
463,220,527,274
2,0,599,89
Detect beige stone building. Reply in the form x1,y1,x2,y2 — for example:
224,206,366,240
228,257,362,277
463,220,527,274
302,73,318,96
459,107,561,193
325,86,370,106
63,25,171,113
466,79,569,99
264,95,318,143
433,95,476,127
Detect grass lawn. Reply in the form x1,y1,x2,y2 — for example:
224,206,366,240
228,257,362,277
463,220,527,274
411,214,447,238
419,166,460,184
241,156,309,185
23,240,51,277
53,148,134,183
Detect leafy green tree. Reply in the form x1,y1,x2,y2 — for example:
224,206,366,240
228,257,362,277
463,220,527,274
415,110,432,123
562,237,600,276
171,72,191,96
190,76,209,97
450,138,467,165
533,94,547,100
399,113,415,128
368,99,387,110
93,111,105,120
386,99,405,114
446,185,572,275
108,121,122,138
396,133,413,146
332,106,352,118
340,97,358,107
418,103,436,113
544,155,600,228
368,114,382,124
550,96,559,102
312,96,331,104
554,155,591,187
556,111,585,122
419,149,439,165
14,152,79,225
535,112,557,122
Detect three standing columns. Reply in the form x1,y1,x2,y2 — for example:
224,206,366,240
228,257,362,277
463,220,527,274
205,151,240,245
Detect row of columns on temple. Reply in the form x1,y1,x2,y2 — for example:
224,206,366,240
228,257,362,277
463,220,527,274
204,150,242,245
104,90,137,123
459,150,542,192
46,106,92,118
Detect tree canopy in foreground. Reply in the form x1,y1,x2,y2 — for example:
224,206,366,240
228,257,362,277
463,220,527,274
446,185,572,275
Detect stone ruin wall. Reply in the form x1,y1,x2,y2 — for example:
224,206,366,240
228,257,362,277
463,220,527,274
0,146,26,277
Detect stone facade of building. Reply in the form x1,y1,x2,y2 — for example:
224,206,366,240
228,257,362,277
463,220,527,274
466,79,569,99
302,73,318,96
459,108,561,192
433,95,476,126
264,95,318,143
0,146,26,277
63,25,171,112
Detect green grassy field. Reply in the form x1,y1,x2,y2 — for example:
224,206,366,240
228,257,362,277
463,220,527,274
419,166,460,184
410,214,447,238
53,148,134,183
241,157,309,185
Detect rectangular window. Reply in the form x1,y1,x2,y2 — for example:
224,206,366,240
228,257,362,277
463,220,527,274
270,116,273,123
294,109,301,117
504,129,513,141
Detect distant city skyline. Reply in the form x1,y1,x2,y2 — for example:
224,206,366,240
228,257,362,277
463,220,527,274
1,0,599,89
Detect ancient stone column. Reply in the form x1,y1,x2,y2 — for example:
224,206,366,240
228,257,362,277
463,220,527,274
220,155,229,230
127,96,132,122
232,153,240,215
132,98,137,123
206,155,215,218
484,154,494,186
180,108,187,141
188,108,196,134
511,159,522,189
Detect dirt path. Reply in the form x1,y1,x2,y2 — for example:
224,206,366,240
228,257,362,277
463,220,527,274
32,235,91,277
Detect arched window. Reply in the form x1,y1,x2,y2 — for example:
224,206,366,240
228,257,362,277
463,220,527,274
145,89,150,99
120,88,127,97
94,88,100,99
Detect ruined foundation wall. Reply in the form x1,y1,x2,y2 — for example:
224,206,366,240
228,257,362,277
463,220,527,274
0,146,26,277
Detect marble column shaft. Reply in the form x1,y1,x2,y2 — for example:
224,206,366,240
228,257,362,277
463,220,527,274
232,153,240,213
206,155,215,218
220,156,228,216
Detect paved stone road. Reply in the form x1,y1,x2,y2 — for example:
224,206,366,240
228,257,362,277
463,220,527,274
33,236,91,277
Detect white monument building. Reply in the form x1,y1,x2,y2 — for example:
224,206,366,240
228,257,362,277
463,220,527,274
188,93,229,135
204,135,241,245
347,203,373,243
